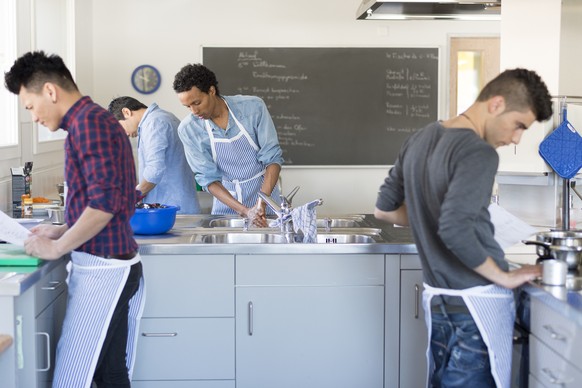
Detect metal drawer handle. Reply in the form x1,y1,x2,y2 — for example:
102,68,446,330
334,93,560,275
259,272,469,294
42,281,63,291
141,332,177,337
36,332,51,372
542,324,567,342
414,284,420,319
248,301,254,336
541,367,566,385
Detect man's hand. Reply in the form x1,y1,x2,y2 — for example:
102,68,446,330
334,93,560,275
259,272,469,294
500,264,542,289
29,223,67,239
24,235,64,260
474,257,541,289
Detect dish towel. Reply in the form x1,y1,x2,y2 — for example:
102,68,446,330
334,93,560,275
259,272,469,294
291,200,320,243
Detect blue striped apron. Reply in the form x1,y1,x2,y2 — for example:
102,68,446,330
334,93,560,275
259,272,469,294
204,100,280,215
422,283,515,388
52,252,146,388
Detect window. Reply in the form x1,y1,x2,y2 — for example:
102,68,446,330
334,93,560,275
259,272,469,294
0,0,18,148
449,37,500,117
31,0,76,153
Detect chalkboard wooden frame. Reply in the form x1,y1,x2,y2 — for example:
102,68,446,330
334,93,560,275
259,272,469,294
202,47,439,166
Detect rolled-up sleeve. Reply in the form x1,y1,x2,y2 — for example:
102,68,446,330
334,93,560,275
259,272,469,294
74,112,124,214
253,99,284,167
177,116,222,190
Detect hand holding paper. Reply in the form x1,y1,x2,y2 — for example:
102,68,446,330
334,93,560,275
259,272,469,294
0,211,32,246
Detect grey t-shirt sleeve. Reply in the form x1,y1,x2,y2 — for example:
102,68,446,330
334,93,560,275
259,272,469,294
437,143,500,269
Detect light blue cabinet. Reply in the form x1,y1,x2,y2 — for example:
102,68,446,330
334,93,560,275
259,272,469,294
235,254,385,388
385,254,428,388
132,255,235,387
0,259,67,388
529,297,582,387
399,267,428,388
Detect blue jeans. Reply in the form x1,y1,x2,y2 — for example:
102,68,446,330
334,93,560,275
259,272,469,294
430,308,495,388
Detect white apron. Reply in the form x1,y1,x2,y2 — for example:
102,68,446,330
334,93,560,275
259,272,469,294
204,100,280,215
52,252,146,388
422,283,515,388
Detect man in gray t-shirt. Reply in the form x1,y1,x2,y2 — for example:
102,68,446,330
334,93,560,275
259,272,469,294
375,69,552,387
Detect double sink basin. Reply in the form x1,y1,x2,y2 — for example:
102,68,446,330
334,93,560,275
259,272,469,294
174,215,385,244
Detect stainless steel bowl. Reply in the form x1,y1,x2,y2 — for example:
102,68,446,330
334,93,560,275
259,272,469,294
47,206,65,225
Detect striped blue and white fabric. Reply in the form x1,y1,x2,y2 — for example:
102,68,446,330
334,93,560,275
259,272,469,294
291,200,320,243
204,102,280,215
422,283,515,388
52,251,145,388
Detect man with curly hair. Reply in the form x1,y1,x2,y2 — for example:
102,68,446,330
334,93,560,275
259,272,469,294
173,63,283,226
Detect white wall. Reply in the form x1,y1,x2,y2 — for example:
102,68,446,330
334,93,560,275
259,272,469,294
89,0,499,214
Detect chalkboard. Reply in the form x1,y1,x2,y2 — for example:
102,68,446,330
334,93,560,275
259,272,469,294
203,47,439,165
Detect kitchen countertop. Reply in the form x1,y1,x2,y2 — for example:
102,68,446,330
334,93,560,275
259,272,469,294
0,256,66,296
2,215,580,327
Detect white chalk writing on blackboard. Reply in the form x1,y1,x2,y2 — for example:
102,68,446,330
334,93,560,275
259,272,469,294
204,47,438,165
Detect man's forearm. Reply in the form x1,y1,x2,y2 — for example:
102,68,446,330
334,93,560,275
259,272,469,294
55,207,113,255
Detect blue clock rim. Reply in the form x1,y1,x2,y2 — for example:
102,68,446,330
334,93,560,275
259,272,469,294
131,64,161,94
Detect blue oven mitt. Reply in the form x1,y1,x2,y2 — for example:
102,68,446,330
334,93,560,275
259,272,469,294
538,119,582,179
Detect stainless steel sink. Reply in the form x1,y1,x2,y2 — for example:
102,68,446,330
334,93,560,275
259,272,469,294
205,216,365,229
207,218,276,228
314,234,378,244
197,233,286,244
189,231,382,244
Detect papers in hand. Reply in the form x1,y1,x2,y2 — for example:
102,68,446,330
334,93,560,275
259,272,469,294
0,211,32,246
488,203,537,249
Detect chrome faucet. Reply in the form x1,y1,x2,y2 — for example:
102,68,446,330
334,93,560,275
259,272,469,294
258,186,323,243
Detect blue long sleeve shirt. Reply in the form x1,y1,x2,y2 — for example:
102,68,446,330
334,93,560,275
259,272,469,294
177,95,284,190
138,103,199,214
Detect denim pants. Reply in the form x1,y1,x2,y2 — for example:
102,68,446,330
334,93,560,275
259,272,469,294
93,261,143,388
430,307,496,388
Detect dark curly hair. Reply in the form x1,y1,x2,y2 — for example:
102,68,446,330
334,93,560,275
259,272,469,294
108,96,148,121
173,63,220,95
4,51,78,94
477,68,553,122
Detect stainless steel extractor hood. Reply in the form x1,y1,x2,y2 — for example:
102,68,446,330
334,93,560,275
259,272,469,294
356,0,501,21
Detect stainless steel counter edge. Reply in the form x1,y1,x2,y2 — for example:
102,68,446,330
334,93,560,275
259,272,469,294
521,281,582,326
0,256,67,296
137,241,419,255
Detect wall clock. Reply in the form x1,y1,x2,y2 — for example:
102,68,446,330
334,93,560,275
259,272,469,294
131,64,161,94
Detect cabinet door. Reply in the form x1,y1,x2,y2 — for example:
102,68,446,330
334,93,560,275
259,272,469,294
141,254,234,318
236,286,384,388
530,335,582,387
133,317,234,381
400,270,428,388
36,290,67,388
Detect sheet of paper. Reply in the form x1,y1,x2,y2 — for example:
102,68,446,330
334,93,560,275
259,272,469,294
0,211,32,246
488,203,537,249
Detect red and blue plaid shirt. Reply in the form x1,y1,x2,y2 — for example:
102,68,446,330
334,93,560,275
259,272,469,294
61,96,138,256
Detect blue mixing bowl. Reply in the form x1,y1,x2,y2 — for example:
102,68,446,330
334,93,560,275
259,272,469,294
130,205,180,235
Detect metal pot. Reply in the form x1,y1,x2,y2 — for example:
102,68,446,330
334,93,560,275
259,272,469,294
524,230,582,258
548,245,582,271
47,206,66,225
522,240,582,271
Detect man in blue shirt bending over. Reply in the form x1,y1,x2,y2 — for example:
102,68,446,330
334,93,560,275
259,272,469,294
108,96,200,214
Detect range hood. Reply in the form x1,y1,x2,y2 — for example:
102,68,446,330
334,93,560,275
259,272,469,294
356,0,501,21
